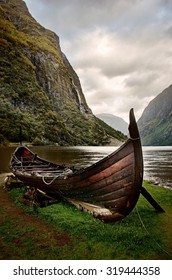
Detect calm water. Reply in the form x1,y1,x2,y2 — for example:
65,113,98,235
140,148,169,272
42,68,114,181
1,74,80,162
0,145,172,188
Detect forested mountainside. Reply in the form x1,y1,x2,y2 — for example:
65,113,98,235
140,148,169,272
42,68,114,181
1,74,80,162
96,113,128,135
138,84,172,145
0,0,126,146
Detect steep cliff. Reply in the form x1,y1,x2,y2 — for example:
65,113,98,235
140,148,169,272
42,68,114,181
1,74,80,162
138,84,172,145
0,0,125,145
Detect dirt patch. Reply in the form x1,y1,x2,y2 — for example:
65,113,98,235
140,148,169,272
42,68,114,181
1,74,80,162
0,176,75,259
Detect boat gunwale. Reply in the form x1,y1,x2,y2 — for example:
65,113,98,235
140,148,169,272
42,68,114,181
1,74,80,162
11,137,136,178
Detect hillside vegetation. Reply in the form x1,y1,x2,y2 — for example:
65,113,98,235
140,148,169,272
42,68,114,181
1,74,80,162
0,0,126,146
138,85,172,145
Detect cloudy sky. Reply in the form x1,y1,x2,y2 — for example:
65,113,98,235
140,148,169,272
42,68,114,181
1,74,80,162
24,0,172,122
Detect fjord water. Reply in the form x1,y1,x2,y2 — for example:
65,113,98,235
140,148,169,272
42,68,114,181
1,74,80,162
0,145,172,189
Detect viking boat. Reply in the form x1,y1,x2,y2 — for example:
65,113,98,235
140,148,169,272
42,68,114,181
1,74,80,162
10,109,164,222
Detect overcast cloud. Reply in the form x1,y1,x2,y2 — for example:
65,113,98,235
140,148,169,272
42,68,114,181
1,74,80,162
25,0,172,122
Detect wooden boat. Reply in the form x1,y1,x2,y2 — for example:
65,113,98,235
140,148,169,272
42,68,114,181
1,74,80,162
10,109,164,222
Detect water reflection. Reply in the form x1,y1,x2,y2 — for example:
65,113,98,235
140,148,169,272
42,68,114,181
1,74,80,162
143,146,172,188
0,145,171,188
0,146,15,174
30,146,118,168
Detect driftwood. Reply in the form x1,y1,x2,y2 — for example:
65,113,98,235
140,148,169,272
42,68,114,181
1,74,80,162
4,175,59,207
19,187,60,207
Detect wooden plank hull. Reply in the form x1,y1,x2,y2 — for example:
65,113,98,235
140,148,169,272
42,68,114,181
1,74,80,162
10,109,143,222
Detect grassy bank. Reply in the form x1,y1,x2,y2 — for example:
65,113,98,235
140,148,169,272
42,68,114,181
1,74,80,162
0,179,172,260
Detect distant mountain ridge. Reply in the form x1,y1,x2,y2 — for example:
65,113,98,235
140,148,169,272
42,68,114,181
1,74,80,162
138,84,172,145
96,113,128,135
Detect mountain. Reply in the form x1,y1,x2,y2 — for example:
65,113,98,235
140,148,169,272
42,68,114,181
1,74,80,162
96,113,128,135
0,0,126,146
138,84,172,145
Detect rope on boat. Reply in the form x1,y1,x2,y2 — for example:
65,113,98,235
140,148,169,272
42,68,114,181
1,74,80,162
42,175,61,185
136,205,172,257
41,168,73,185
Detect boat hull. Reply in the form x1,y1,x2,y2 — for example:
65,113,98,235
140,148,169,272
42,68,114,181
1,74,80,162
10,109,143,222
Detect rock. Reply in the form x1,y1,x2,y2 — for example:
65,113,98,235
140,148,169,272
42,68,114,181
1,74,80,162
0,0,126,145
138,84,172,145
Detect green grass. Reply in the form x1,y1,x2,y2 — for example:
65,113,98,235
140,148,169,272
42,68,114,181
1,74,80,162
1,181,172,260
